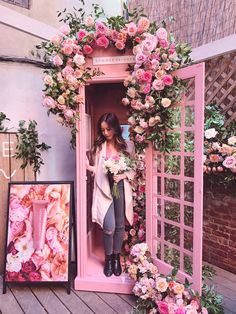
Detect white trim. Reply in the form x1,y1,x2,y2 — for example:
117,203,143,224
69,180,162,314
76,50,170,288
0,5,57,40
191,34,236,62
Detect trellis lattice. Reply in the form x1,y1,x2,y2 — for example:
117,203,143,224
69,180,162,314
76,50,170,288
205,52,236,126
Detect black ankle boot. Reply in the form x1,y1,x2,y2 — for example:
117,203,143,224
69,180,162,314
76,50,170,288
104,255,113,277
112,253,122,276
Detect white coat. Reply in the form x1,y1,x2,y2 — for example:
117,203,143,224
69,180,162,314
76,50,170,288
91,140,135,228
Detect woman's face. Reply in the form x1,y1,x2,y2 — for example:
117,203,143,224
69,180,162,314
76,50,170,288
100,121,115,141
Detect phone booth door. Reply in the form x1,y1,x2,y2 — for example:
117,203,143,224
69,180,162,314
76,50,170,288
145,63,205,293
74,47,135,293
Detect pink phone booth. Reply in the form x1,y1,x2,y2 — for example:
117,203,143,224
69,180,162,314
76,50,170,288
74,47,135,293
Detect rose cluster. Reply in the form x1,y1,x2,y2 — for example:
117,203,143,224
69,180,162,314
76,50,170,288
126,243,208,314
5,184,70,282
203,129,236,174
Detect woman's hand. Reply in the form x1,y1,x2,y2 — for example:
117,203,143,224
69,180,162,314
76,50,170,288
86,156,90,168
113,173,126,183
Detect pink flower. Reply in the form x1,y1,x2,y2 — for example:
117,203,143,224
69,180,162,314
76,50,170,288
83,44,93,55
73,54,85,66
95,21,108,35
51,34,62,45
59,24,71,35
163,74,173,86
141,37,157,54
175,308,185,314
135,134,145,143
52,55,63,66
159,39,169,48
51,253,68,280
21,260,36,274
9,199,29,222
126,22,137,37
122,98,130,106
84,16,95,27
62,65,74,77
96,36,109,48
61,44,73,55
223,156,236,168
43,75,53,86
64,109,75,120
11,221,26,237
141,71,152,83
28,271,41,281
140,83,151,94
156,27,168,40
77,29,87,41
115,41,125,50
161,98,171,108
43,96,56,109
135,53,147,64
157,301,169,314
137,17,150,32
152,79,165,91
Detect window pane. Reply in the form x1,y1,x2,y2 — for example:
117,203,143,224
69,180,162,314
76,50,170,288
165,155,180,175
164,178,180,199
164,201,180,222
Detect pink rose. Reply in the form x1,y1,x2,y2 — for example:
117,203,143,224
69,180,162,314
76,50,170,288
11,221,26,237
157,301,169,314
140,83,151,94
51,34,62,45
52,55,63,66
175,308,185,314
135,53,147,64
43,96,56,109
59,24,71,35
137,17,150,32
159,39,169,48
95,21,108,35
96,36,109,48
141,71,152,83
73,54,85,66
77,29,87,41
7,242,17,255
152,79,165,91
141,38,157,53
135,134,145,143
51,253,68,280
62,65,74,77
61,44,73,55
156,27,168,40
122,98,130,106
10,199,29,222
83,44,93,55
28,271,41,281
84,16,95,27
115,40,125,50
126,22,137,37
5,271,19,281
43,75,53,86
223,156,236,168
64,109,75,120
21,260,36,274
163,74,173,86
74,69,83,78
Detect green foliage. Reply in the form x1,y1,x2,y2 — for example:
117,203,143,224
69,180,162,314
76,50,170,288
0,112,10,132
14,120,51,174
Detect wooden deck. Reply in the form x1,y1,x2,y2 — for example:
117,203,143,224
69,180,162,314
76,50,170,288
0,264,235,314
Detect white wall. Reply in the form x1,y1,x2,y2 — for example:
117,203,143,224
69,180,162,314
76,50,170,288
0,62,75,180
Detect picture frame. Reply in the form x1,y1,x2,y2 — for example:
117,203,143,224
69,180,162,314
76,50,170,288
3,181,74,294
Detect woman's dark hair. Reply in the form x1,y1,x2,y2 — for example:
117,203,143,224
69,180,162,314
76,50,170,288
93,113,128,154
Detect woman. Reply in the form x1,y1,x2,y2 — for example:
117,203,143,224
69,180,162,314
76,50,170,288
86,113,135,277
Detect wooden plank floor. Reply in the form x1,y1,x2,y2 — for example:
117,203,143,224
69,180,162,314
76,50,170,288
0,264,235,314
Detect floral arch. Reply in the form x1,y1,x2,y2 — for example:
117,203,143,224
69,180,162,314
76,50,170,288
40,2,191,257
37,4,211,313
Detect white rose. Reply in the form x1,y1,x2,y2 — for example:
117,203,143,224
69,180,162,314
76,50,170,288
228,136,236,145
204,128,218,139
73,54,85,66
128,116,136,125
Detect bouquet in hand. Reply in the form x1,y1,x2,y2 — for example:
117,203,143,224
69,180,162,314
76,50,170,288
103,154,134,199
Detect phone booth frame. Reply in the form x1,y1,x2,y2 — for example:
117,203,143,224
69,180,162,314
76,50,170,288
74,47,205,294
74,47,135,293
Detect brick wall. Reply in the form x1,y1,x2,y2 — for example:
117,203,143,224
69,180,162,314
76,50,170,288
203,192,236,273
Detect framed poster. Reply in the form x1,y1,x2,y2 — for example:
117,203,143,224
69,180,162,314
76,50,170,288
3,181,74,294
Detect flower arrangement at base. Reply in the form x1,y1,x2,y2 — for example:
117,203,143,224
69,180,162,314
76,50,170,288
126,243,208,314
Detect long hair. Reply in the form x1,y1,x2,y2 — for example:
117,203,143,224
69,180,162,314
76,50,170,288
93,113,128,155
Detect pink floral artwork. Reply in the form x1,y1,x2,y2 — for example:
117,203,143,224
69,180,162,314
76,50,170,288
5,183,71,282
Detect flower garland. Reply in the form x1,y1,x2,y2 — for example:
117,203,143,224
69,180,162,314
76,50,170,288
39,3,191,150
39,3,191,254
126,243,208,314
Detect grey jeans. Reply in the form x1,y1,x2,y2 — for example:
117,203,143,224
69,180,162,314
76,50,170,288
103,180,125,255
